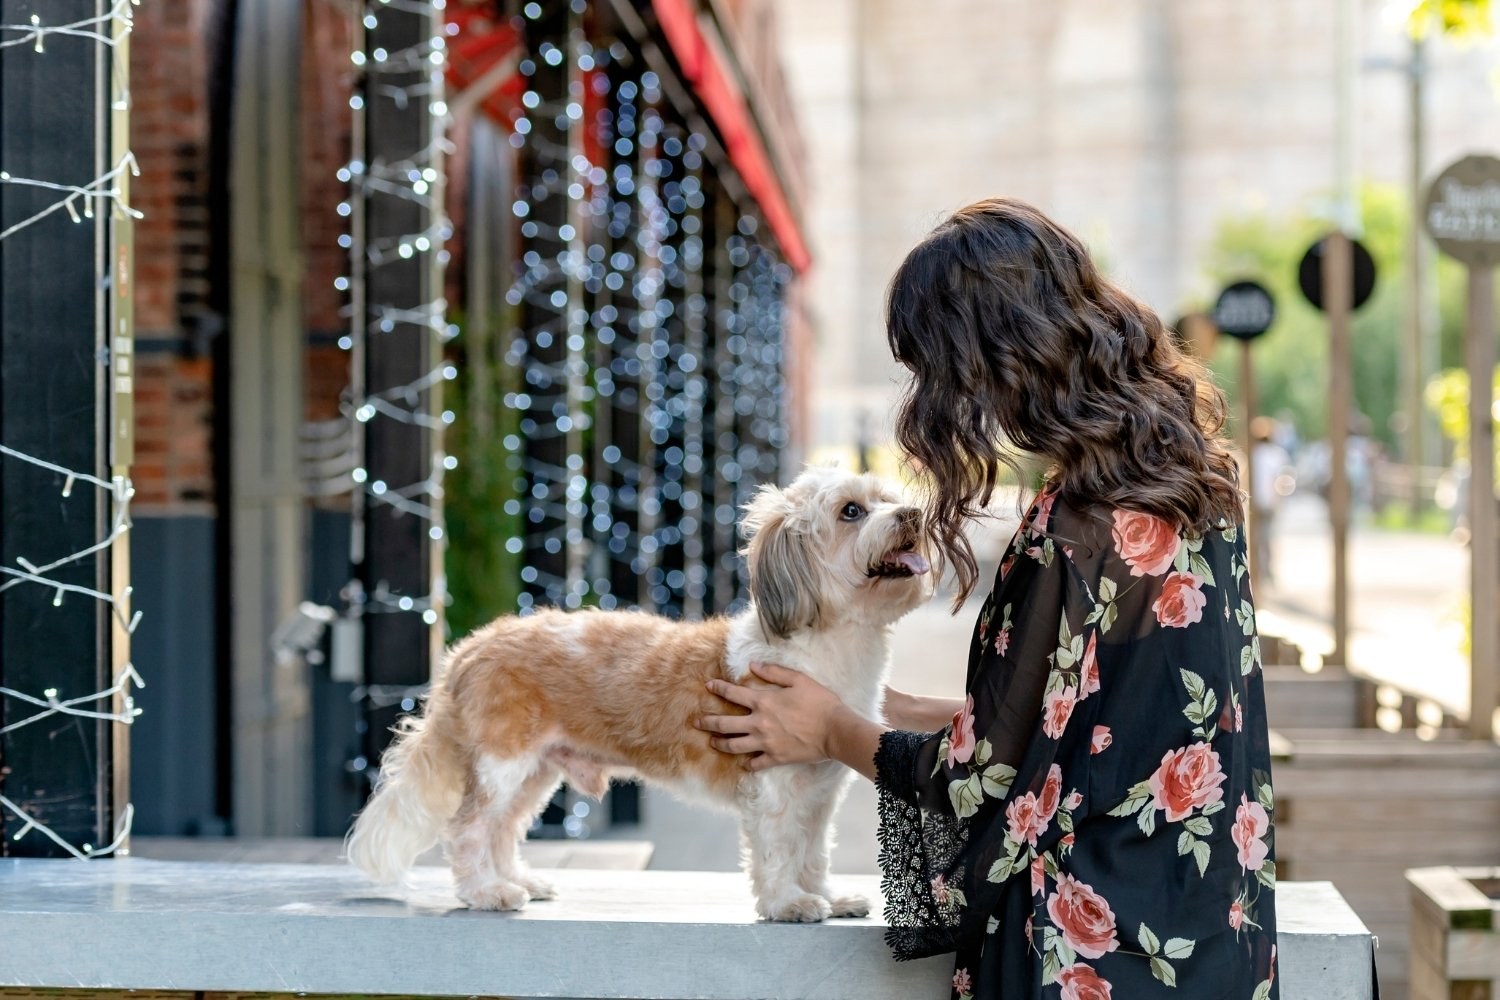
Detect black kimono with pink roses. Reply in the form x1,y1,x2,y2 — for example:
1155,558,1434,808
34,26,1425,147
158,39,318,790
875,493,1279,999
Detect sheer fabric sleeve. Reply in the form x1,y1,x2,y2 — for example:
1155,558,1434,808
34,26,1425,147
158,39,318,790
874,510,1073,960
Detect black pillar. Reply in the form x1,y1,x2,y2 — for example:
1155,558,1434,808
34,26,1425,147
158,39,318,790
0,0,121,857
356,0,444,769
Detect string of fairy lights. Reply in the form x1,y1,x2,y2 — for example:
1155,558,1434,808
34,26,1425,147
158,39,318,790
501,3,791,628
331,0,794,817
341,0,453,625
0,0,140,859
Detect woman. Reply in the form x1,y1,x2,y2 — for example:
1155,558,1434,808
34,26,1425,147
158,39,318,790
698,199,1278,998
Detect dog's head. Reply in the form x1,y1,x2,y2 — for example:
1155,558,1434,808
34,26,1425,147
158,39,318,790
740,467,933,639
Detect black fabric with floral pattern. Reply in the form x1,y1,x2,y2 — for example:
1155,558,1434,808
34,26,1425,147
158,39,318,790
875,493,1279,999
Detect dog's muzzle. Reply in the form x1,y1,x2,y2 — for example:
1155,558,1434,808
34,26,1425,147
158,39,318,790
867,515,931,579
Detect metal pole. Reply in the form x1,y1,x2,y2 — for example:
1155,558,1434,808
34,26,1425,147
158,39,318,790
108,0,135,855
1326,233,1354,669
1403,35,1428,514
1242,343,1262,596
1327,0,1357,669
1467,266,1497,741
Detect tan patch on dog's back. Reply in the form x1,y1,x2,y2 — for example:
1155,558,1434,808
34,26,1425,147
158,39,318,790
439,609,749,798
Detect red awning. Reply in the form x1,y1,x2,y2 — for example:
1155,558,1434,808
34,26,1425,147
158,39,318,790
651,0,811,273
443,2,809,273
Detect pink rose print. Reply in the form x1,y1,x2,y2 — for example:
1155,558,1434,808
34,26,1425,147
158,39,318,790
1042,685,1078,739
1111,509,1180,577
1031,855,1045,896
1062,832,1076,848
1235,702,1244,733
1025,913,1034,940
1148,742,1228,822
1153,571,1207,628
1064,789,1084,811
947,695,976,767
1080,631,1100,697
931,874,949,905
1038,764,1063,824
1232,793,1271,872
995,627,1011,656
1090,725,1112,754
1058,962,1114,1000
1006,792,1047,847
1229,900,1245,930
1271,944,1278,984
1001,555,1015,580
952,968,972,996
1046,874,1120,960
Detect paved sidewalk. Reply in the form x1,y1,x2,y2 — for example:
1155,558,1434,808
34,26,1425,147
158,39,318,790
1257,494,1469,718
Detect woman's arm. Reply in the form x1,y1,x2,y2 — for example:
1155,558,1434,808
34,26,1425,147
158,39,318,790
883,687,964,733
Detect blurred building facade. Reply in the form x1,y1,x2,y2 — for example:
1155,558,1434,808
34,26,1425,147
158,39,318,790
126,0,807,839
777,0,1500,452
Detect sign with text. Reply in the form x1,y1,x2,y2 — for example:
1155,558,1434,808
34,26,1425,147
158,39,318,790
1212,280,1276,341
1425,154,1500,269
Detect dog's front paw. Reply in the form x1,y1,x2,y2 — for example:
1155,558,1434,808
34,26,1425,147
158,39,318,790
457,879,530,911
826,893,870,918
760,891,833,923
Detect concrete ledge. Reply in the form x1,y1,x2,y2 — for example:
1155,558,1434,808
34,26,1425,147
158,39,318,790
0,860,1374,1000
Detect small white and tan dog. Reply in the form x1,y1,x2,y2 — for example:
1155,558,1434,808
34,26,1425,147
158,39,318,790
346,466,932,922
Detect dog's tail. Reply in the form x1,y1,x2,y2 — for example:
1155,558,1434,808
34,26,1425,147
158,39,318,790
345,702,465,884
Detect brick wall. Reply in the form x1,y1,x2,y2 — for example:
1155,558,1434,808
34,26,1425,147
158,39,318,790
129,0,354,506
301,0,356,427
129,0,223,511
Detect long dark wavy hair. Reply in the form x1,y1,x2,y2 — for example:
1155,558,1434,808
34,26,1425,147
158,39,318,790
887,198,1243,607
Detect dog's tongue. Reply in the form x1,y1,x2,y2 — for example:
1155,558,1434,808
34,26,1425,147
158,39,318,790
896,551,931,576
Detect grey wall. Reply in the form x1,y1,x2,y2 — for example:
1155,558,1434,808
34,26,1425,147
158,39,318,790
129,515,225,836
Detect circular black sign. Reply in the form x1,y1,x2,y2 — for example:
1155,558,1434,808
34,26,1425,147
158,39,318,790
1212,280,1277,341
1424,154,1500,269
1298,235,1377,312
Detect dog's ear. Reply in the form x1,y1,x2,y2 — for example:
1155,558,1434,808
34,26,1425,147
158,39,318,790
743,489,821,640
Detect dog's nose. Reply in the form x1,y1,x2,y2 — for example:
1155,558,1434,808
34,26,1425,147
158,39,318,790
897,506,922,529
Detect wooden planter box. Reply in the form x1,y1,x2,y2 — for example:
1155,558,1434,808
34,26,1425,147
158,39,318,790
1273,731,1500,999
1407,867,1500,1000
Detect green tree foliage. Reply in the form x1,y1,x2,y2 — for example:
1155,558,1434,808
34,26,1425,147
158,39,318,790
1199,184,1467,447
444,310,525,639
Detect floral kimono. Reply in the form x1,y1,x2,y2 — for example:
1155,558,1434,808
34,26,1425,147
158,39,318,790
876,492,1278,999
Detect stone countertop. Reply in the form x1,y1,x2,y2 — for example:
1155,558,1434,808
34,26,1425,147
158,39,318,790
0,860,1372,1000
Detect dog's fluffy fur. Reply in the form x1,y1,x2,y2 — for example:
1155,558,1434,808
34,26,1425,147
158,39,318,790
346,467,932,921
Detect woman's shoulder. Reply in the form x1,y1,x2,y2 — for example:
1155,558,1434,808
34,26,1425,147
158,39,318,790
1042,491,1238,569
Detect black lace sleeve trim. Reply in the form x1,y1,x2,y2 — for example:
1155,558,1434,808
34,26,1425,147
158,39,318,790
874,728,928,804
874,729,964,962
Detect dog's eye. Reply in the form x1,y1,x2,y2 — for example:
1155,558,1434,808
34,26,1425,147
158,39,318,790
840,502,865,522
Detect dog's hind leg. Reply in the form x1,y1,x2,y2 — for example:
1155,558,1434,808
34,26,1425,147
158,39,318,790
448,754,558,910
489,760,567,902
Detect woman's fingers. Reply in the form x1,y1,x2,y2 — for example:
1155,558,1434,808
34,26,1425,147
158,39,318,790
709,735,762,755
749,661,801,687
697,713,752,735
705,677,760,709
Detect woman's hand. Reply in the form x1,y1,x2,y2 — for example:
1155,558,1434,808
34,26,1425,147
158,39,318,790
698,662,847,771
